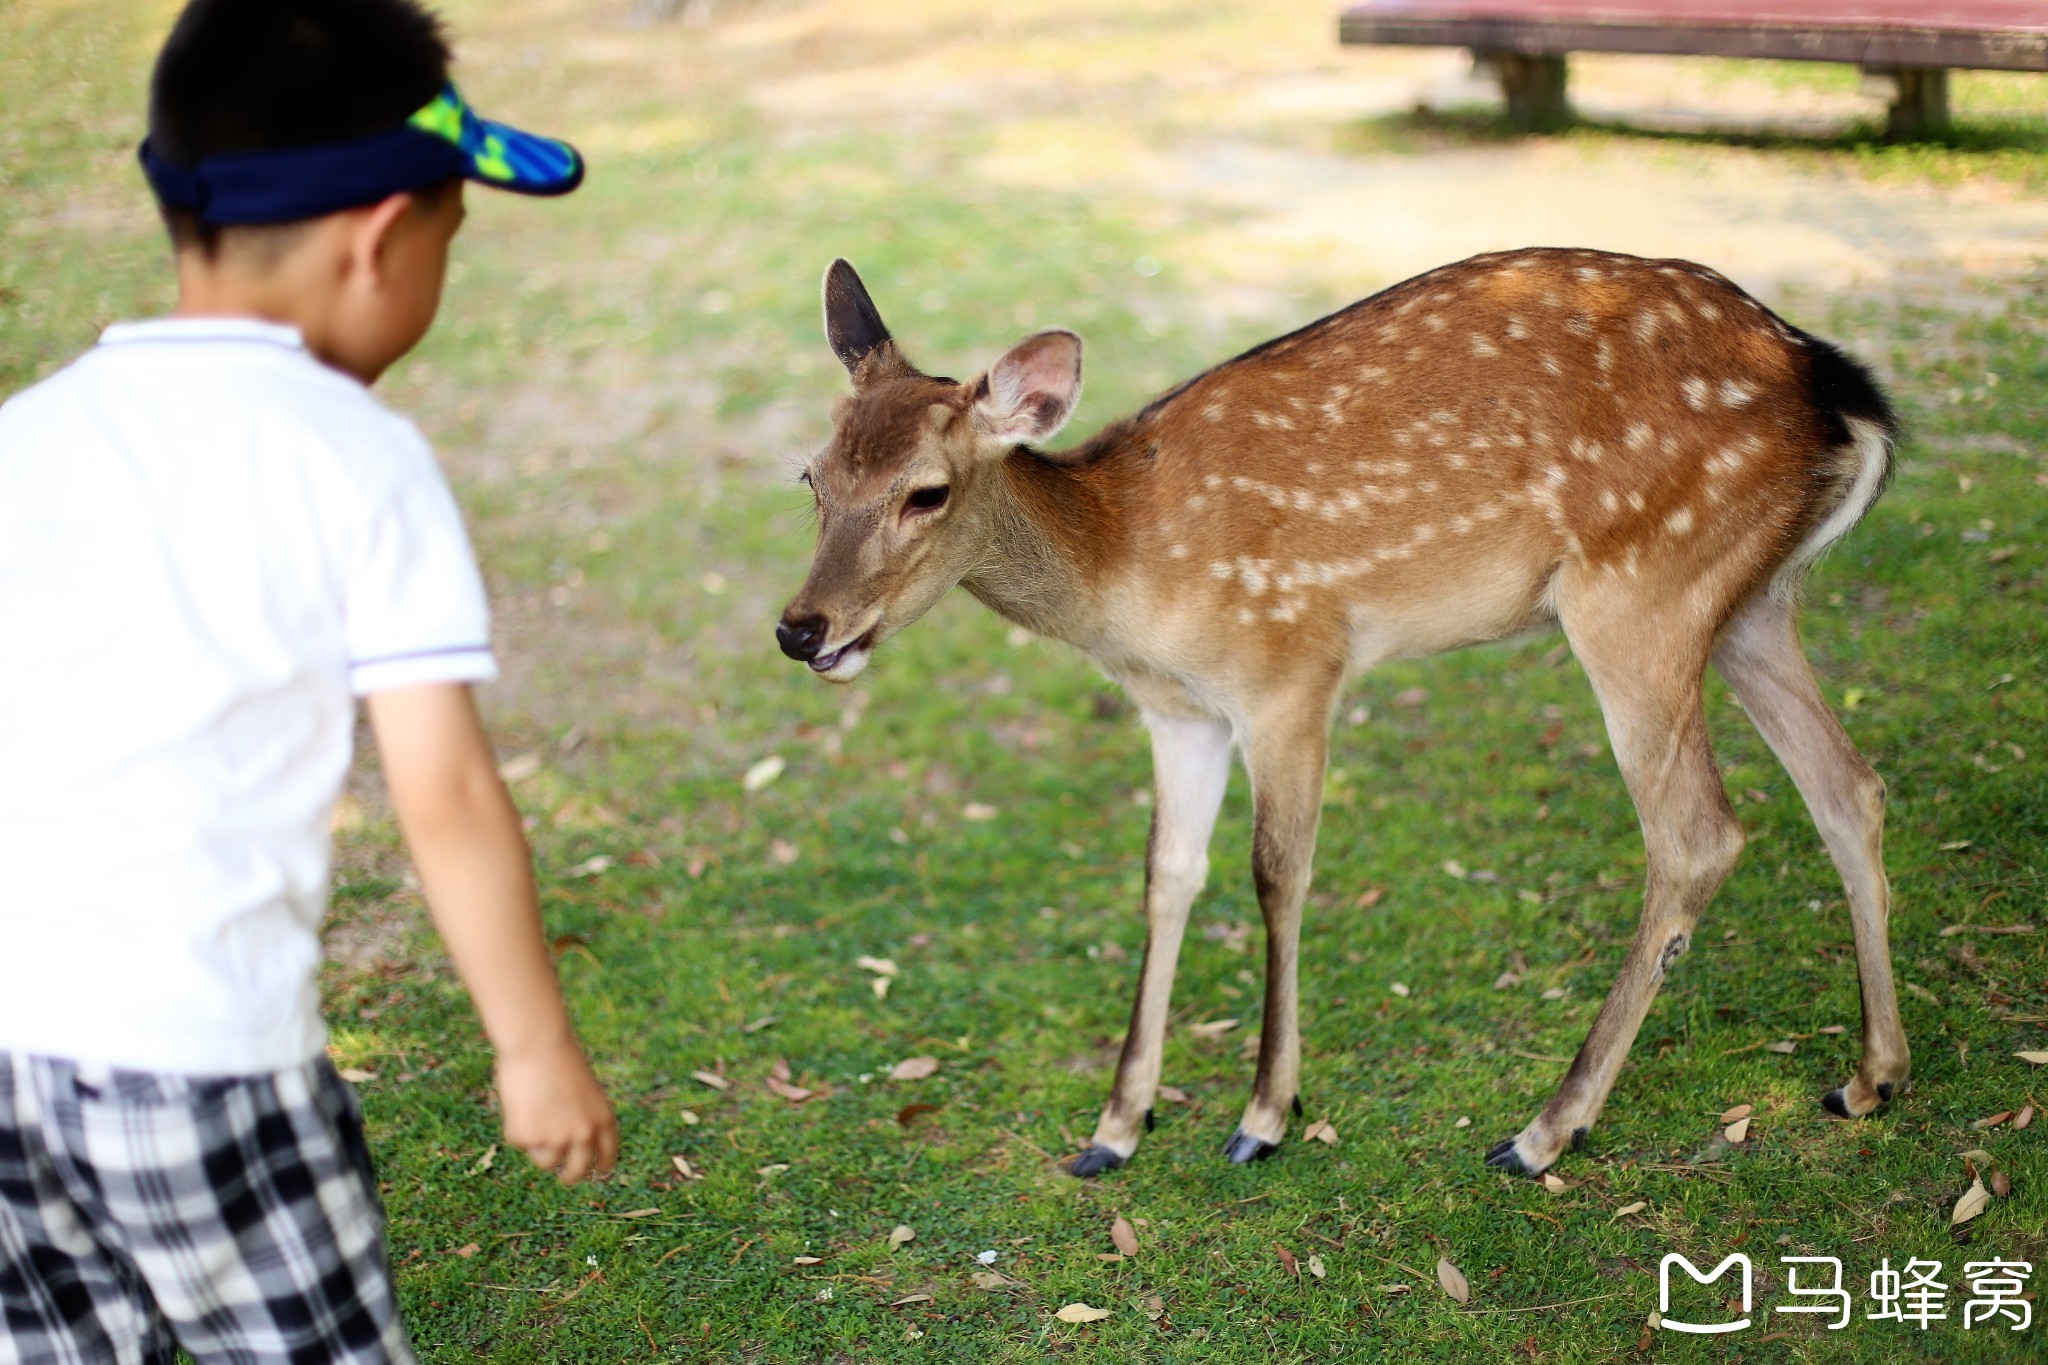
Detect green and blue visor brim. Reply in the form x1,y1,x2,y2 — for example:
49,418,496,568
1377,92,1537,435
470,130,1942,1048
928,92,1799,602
140,83,582,226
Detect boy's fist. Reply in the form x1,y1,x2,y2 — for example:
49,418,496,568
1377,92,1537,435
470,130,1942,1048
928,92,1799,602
496,1038,618,1184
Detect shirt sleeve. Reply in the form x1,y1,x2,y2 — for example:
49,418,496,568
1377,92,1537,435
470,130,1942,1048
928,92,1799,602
343,421,498,697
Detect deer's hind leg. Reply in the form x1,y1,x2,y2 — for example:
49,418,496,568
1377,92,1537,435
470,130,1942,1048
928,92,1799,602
1488,572,1745,1178
1711,593,1906,1118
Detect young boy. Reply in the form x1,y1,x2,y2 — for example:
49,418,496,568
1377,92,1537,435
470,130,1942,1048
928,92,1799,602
0,1,617,1360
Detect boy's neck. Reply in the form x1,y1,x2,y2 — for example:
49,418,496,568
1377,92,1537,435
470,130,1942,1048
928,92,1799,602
173,242,350,373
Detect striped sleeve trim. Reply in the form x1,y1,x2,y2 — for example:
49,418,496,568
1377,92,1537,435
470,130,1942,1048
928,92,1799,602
348,644,498,697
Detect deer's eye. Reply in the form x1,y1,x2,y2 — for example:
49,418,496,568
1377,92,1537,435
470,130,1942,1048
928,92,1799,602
905,485,950,513
797,469,814,486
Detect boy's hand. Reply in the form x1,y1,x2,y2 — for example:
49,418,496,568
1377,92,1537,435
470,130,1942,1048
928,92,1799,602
366,682,621,1187
496,1037,619,1184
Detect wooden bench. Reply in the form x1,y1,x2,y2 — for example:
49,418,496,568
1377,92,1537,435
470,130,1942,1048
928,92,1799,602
1338,1,2048,135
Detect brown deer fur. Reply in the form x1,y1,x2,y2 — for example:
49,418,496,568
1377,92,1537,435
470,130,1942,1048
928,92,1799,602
777,248,1906,1178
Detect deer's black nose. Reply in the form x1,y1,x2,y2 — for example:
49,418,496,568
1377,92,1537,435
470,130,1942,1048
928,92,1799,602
776,614,828,661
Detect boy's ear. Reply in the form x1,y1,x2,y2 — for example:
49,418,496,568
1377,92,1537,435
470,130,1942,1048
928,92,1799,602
350,190,423,283
971,329,1083,449
822,259,893,376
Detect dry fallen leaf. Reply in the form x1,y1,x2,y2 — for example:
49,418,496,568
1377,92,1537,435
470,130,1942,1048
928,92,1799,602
1275,1244,1300,1278
497,753,542,783
1158,1085,1192,1104
962,802,999,822
1990,1170,2012,1198
871,976,891,1001
1381,1283,1411,1296
764,1073,814,1103
856,955,899,977
1356,886,1386,908
1437,1257,1471,1304
1726,1117,1752,1143
1765,1040,1798,1055
1186,1018,1239,1038
620,1207,660,1218
889,1056,940,1081
1540,987,1568,1001
338,1067,376,1084
1140,1295,1165,1321
1307,1254,1327,1280
1303,1119,1340,1146
890,1293,933,1307
1952,1177,1991,1226
691,1068,730,1091
769,839,799,865
453,1242,481,1258
2015,1104,2035,1131
888,1224,916,1250
679,1109,700,1126
742,1015,779,1034
742,755,786,792
1111,1214,1139,1257
671,1154,702,1181
1493,970,1522,990
793,1255,824,1266
469,1144,496,1176
1971,1111,2013,1130
2016,1050,2048,1065
1454,1115,1471,1129
1540,1173,1570,1194
1390,982,1411,998
970,1271,1008,1290
896,1102,942,1127
1054,1302,1112,1324
1719,1104,1753,1122
756,1164,790,1178
1612,1201,1648,1220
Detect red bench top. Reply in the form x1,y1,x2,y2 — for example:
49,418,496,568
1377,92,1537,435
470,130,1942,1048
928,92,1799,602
1339,1,2048,69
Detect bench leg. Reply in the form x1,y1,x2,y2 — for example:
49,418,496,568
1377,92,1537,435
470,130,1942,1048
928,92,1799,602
1482,51,1569,130
1864,65,1949,139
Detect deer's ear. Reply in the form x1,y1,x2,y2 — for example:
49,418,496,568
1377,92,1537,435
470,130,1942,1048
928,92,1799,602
822,259,893,375
972,329,1083,448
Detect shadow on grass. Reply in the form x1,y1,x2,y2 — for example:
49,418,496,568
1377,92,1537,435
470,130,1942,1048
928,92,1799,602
1341,105,2048,191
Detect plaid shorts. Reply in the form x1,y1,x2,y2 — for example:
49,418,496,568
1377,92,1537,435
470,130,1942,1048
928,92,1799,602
0,1052,414,1365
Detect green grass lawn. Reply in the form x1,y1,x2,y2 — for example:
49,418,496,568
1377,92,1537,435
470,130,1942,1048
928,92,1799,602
5,2,2044,1361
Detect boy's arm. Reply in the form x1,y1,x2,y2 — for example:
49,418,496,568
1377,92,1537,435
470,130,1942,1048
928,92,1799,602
365,682,618,1184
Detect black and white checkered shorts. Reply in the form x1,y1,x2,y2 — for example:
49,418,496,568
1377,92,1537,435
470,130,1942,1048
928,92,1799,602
0,1052,414,1365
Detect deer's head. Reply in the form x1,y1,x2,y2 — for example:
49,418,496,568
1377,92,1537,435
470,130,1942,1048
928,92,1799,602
775,260,1083,682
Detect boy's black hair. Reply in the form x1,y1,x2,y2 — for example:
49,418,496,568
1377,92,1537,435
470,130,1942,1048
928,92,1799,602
149,0,452,256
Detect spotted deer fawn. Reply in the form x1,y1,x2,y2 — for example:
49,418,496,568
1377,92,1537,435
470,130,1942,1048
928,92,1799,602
776,249,1906,1178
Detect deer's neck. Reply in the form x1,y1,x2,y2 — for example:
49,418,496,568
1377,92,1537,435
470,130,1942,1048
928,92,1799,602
958,427,1142,647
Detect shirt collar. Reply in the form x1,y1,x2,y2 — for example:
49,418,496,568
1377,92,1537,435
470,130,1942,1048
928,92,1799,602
98,317,307,351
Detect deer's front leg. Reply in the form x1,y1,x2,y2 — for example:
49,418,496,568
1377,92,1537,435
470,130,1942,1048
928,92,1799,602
1224,691,1333,1164
1070,710,1233,1178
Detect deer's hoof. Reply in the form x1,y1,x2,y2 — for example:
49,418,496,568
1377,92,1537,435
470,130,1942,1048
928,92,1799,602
1066,1145,1127,1179
1485,1136,1548,1179
1821,1076,1901,1120
1222,1128,1278,1164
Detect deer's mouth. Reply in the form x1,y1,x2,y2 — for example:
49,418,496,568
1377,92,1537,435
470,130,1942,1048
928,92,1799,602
810,624,879,681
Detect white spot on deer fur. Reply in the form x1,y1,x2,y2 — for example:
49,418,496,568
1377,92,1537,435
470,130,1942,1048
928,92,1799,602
1627,491,1645,512
1576,266,1603,281
1431,410,1458,425
1666,506,1695,535
1376,325,1401,343
1187,494,1207,511
1202,403,1227,422
1601,489,1621,513
1543,290,1563,308
1418,479,1440,494
1719,380,1755,408
1682,377,1710,410
1469,435,1492,451
1625,422,1654,451
1203,474,1222,490
1210,561,1233,580
1477,502,1505,521
1625,547,1641,578
1451,515,1473,534
1540,354,1562,375
1392,430,1413,447
1565,315,1593,338
1412,524,1436,543
1238,608,1255,624
1507,317,1530,340
1697,301,1721,321
1448,453,1467,470
1168,543,1189,559
1633,311,1661,343
1425,314,1447,332
1595,338,1614,370
1545,464,1569,487
1471,335,1499,357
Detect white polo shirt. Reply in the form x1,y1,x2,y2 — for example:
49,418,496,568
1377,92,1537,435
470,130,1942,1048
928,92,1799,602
0,317,496,1074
